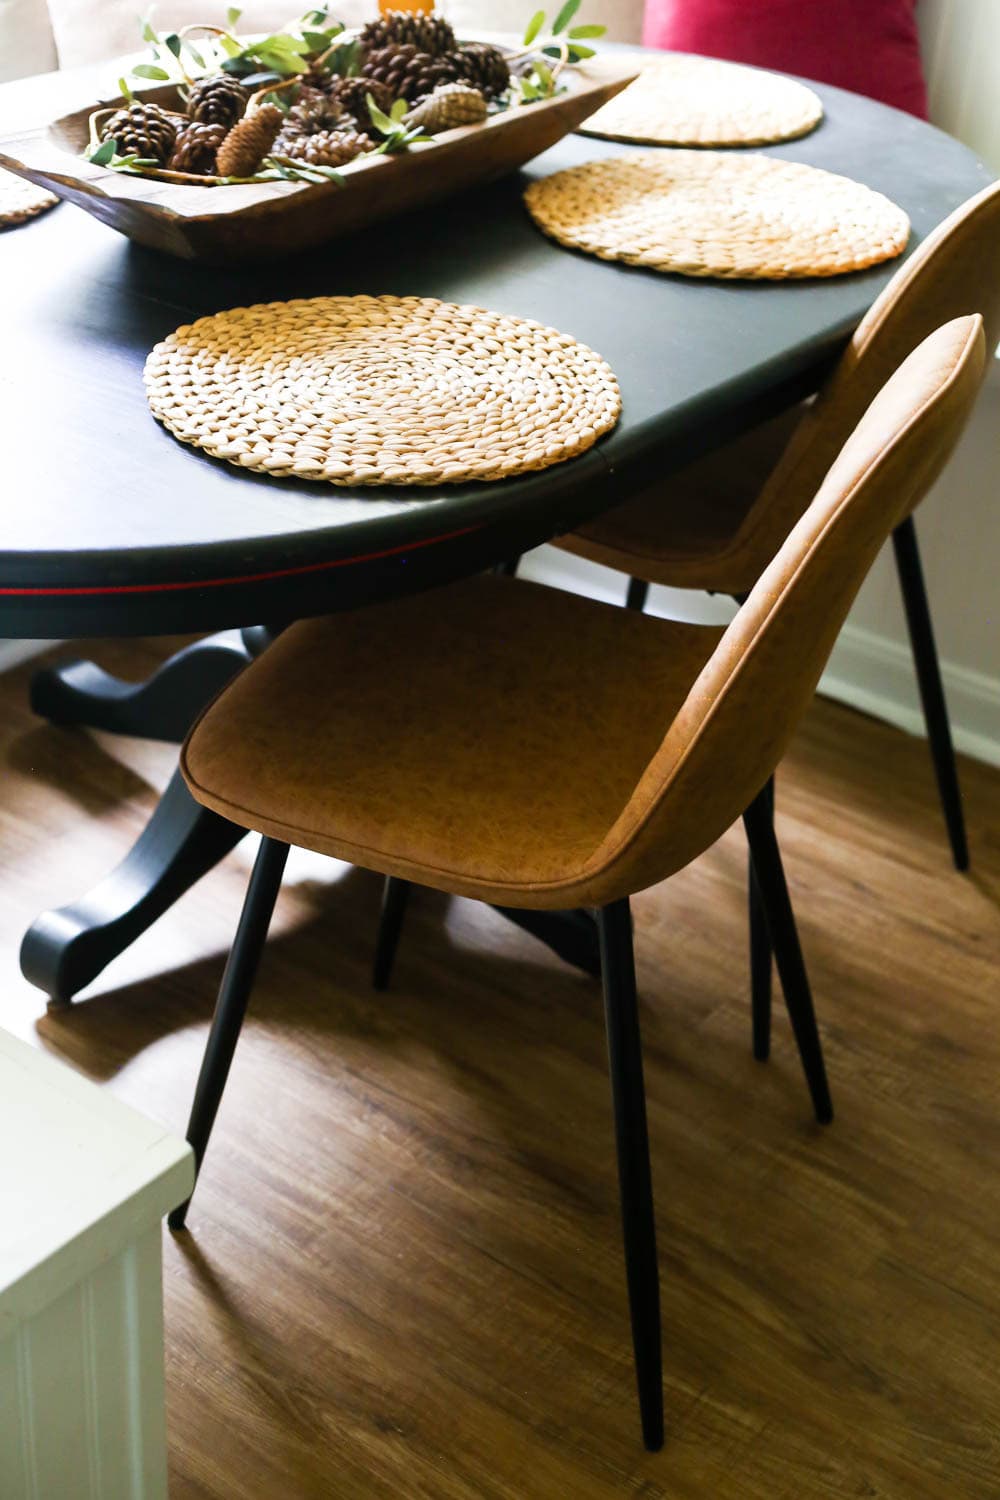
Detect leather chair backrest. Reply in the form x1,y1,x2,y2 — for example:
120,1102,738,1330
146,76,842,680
737,178,1000,558
586,315,986,900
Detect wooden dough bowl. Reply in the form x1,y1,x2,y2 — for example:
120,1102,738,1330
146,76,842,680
0,53,636,264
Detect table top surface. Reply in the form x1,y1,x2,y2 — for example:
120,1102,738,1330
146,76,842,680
0,51,992,636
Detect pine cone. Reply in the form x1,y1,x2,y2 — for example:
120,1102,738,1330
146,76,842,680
362,44,462,105
100,101,178,164
215,103,283,177
326,76,395,137
280,92,344,138
452,42,510,100
360,10,456,56
187,73,248,129
168,121,227,174
278,129,369,167
406,83,487,133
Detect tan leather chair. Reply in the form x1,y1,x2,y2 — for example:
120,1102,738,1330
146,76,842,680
560,181,1000,881
172,318,986,1450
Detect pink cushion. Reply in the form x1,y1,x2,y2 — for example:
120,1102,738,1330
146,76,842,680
642,0,928,119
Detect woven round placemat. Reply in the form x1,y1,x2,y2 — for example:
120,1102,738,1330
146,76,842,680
579,54,823,148
524,152,910,280
144,295,621,486
0,168,58,228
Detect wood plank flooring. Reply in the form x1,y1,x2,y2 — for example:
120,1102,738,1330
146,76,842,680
2,636,998,1499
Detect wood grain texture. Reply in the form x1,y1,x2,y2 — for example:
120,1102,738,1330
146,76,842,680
0,56,637,262
2,635,998,1498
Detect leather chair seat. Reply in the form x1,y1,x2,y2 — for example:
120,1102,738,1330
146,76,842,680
182,576,723,908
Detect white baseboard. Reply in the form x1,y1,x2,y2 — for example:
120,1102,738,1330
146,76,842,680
820,624,1000,769
518,545,1000,769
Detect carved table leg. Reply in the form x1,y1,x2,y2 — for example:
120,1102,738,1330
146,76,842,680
20,768,248,1003
29,629,257,744
21,629,268,1000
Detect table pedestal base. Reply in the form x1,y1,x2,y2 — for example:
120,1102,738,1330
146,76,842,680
21,629,602,1000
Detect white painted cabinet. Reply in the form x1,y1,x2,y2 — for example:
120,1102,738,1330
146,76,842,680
0,1031,193,1500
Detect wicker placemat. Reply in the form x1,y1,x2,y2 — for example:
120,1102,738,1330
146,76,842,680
525,152,910,280
0,168,58,228
579,54,823,147
144,295,621,486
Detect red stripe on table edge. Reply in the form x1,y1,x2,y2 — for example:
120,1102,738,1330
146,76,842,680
0,524,482,597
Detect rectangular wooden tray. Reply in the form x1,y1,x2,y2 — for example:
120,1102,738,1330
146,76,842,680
0,53,636,263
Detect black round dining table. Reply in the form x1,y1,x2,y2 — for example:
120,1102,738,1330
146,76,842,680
0,49,992,999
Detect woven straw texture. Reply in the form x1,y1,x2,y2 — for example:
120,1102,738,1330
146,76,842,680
525,152,910,280
144,296,621,486
0,168,58,227
579,54,823,148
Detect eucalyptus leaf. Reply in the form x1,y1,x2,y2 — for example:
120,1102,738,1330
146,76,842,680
567,22,604,37
226,6,242,25
367,94,397,134
241,70,284,88
523,9,545,45
132,62,171,79
186,43,206,68
219,32,242,56
164,32,181,56
551,0,582,34
567,42,596,59
140,20,158,43
88,138,117,165
117,76,133,101
390,97,408,122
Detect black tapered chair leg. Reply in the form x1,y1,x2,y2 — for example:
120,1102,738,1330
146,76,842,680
892,515,969,871
492,557,520,577
373,876,411,991
748,775,775,1061
625,576,650,613
168,836,290,1231
596,898,663,1452
742,791,833,1125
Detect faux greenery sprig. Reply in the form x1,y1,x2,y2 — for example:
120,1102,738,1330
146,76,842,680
523,0,606,65
130,8,345,94
364,95,433,154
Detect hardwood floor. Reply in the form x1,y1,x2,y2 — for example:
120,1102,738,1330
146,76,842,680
3,636,999,1499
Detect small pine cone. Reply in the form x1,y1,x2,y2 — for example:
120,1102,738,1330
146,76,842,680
327,75,395,137
215,103,283,177
279,129,369,167
452,42,510,99
360,10,456,56
362,44,462,105
281,93,344,137
187,73,248,129
168,121,227,174
100,101,178,164
406,83,487,133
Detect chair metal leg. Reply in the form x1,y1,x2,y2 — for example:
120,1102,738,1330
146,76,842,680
625,576,650,612
492,558,520,577
892,515,969,870
372,876,410,991
742,791,833,1125
748,775,775,1061
596,898,664,1452
168,836,289,1231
